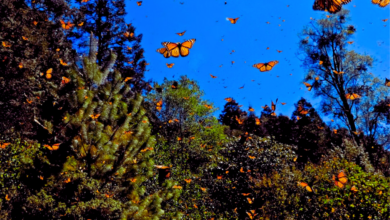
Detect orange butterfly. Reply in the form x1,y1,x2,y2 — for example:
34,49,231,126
124,77,133,82
46,68,53,79
385,78,390,87
383,19,389,22
59,59,68,66
156,47,171,58
253,61,279,72
248,107,254,112
81,0,89,2
204,104,213,109
33,21,38,26
271,101,276,111
19,63,23,69
78,22,84,27
315,76,320,81
154,165,170,169
333,129,338,134
242,193,251,196
44,143,60,151
166,63,174,68
255,118,261,125
298,181,313,192
224,97,232,102
217,175,223,179
210,74,217,78
161,39,196,57
271,112,276,116
0,143,10,149
319,60,323,65
298,106,309,115
227,17,239,24
156,99,163,111
61,76,70,85
246,210,258,219
235,116,244,124
333,70,345,74
176,31,186,36
303,82,312,91
313,0,351,13
347,41,354,44
373,0,390,7
281,102,286,105
351,185,358,193
345,93,361,100
90,114,100,120
184,179,192,183
173,185,182,189
248,155,255,159
276,50,282,53
171,81,178,89
317,125,324,129
136,1,142,6
247,197,253,204
332,170,348,188
60,20,74,30
2,41,11,48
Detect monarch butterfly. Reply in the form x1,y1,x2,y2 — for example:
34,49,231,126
156,47,171,58
239,84,245,89
227,17,239,24
204,104,213,109
176,31,186,36
166,63,174,68
253,61,279,72
319,60,323,65
383,19,389,22
261,105,268,109
281,102,286,105
296,116,301,120
161,39,196,57
19,63,23,69
255,118,261,125
173,185,182,189
345,93,361,100
59,59,68,66
156,99,163,111
276,50,282,53
372,0,390,7
136,1,142,6
247,197,253,204
217,175,223,179
351,185,358,193
352,131,361,135
130,178,137,183
183,96,189,100
248,155,255,159
248,107,254,112
303,82,312,91
210,74,217,78
235,116,244,124
332,170,348,188
61,76,70,85
90,114,100,120
298,181,313,192
81,0,89,2
266,47,270,50
124,130,134,135
60,20,74,30
201,187,206,192
271,112,276,116
184,179,192,183
78,22,84,27
313,0,351,13
123,32,133,38
317,125,324,129
271,101,276,111
171,81,178,89
315,76,320,81
246,210,258,219
0,142,10,149
2,41,11,48
33,21,38,26
46,68,53,79
44,143,60,151
385,78,390,87
224,97,232,102
347,41,354,44
154,165,170,169
124,77,133,82
297,106,309,115
333,129,337,134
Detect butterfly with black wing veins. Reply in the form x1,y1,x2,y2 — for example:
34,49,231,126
253,61,279,72
313,0,352,13
161,39,196,58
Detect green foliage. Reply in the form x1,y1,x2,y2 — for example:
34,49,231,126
144,76,228,218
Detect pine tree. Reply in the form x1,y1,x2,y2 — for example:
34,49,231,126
68,0,149,93
4,33,179,219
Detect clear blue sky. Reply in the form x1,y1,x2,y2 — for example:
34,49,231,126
124,0,389,121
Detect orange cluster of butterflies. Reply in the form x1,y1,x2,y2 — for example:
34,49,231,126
157,39,196,58
313,0,389,14
298,170,356,194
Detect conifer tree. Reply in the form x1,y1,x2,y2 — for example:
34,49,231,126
68,0,149,92
3,33,179,219
0,0,76,141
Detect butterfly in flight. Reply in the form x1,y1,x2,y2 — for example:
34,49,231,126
372,0,390,7
239,84,245,89
156,47,171,58
227,17,239,24
253,61,279,72
166,63,174,68
176,31,186,36
210,74,217,78
313,0,352,13
303,82,312,91
136,1,142,6
161,39,196,57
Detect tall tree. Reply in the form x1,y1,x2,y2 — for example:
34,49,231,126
0,0,76,141
68,0,149,93
2,33,178,219
298,10,390,148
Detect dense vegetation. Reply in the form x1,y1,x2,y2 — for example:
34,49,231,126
1,0,389,219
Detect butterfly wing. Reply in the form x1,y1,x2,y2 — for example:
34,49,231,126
156,47,171,58
180,39,196,57
385,78,390,87
338,171,348,184
162,42,180,57
379,0,390,7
